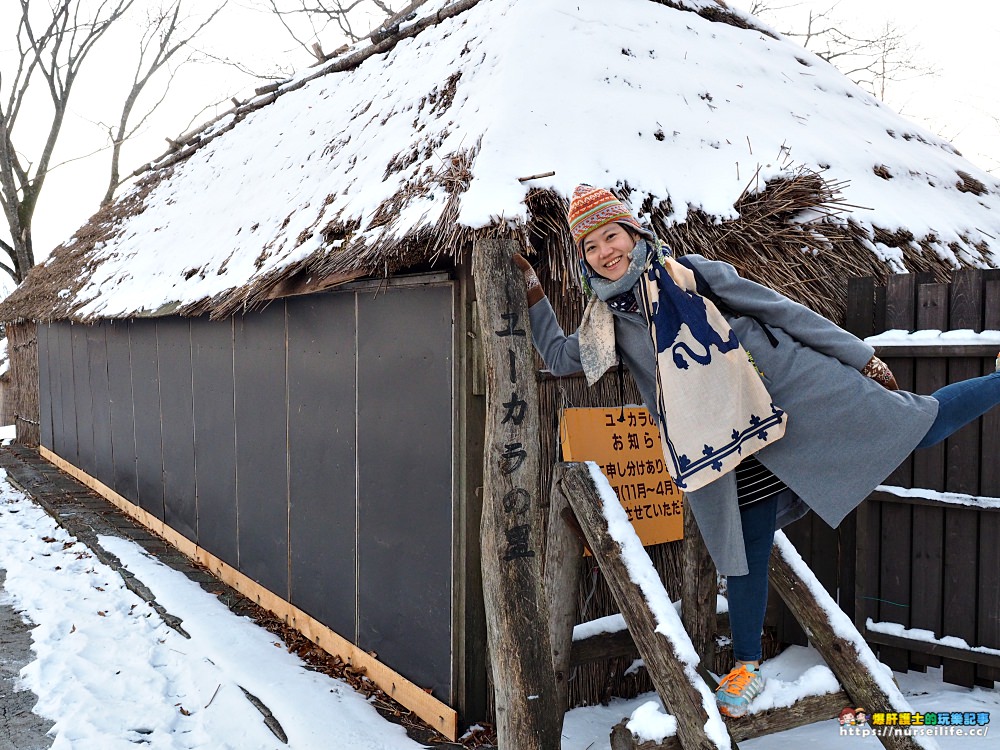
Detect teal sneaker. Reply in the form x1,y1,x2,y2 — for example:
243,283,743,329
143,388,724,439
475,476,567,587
716,663,765,718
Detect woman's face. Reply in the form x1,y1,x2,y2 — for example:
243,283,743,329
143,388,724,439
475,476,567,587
582,223,637,282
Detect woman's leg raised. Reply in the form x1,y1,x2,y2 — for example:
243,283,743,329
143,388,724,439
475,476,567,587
916,371,1000,449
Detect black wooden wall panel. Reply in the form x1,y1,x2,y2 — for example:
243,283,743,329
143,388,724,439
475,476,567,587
191,319,239,566
47,324,64,456
287,294,358,639
157,319,197,542
87,324,115,490
129,319,165,520
37,323,53,449
356,285,454,695
41,279,458,705
71,326,96,478
53,324,77,464
234,305,289,596
106,322,138,502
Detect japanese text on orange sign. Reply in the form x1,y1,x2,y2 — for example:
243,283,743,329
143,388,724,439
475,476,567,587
560,407,683,546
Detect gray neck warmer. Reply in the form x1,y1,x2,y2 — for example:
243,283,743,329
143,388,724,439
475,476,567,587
588,239,651,302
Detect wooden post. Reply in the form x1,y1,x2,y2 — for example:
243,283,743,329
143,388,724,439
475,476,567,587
472,237,561,750
769,532,936,750
681,496,717,675
559,462,732,750
544,463,584,717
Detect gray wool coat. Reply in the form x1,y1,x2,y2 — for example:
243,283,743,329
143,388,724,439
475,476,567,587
529,254,939,575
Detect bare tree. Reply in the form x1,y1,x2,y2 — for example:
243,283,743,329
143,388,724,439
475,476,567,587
0,0,225,286
745,2,933,101
256,0,403,62
100,1,227,207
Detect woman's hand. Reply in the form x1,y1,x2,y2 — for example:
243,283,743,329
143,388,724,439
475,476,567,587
513,253,545,306
862,355,899,390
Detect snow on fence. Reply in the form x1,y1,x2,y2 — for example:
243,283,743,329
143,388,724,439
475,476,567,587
799,268,1000,690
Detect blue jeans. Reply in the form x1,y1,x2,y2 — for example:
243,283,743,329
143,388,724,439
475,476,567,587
915,371,1000,449
728,492,781,663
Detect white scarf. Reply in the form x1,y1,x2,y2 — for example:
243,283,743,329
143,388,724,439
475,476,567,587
578,245,786,491
645,255,786,491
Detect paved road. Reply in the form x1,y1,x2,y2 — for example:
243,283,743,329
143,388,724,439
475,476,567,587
0,570,52,750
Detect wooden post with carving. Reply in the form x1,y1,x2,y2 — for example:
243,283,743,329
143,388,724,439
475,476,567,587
472,236,561,750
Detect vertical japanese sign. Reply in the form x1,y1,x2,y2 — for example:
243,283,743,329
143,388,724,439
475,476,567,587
472,239,559,749
560,407,683,545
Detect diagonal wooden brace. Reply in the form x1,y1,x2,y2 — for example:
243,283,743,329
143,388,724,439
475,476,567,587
559,462,735,750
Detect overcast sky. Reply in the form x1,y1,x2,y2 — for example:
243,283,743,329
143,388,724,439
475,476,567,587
729,0,1000,170
5,0,999,268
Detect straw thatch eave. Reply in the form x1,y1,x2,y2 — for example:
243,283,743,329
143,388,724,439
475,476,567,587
0,165,987,326
0,0,994,326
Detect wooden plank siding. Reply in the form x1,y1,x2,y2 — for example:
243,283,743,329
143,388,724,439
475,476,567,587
834,269,1000,690
977,272,1000,685
908,283,948,673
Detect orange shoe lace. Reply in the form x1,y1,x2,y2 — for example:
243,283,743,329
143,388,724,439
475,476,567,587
719,665,756,696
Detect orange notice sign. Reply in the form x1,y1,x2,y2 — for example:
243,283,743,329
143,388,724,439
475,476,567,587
560,407,684,546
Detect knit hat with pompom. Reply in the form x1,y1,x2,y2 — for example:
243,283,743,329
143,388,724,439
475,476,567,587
567,184,651,249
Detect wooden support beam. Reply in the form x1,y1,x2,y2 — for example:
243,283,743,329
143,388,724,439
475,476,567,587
863,629,1000,671
570,612,732,667
681,496,717,674
559,462,733,750
768,532,935,750
609,690,851,749
472,237,561,750
544,463,584,716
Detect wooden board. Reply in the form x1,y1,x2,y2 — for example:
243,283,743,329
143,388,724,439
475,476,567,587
156,318,197,543
38,445,459,741
189,318,239,567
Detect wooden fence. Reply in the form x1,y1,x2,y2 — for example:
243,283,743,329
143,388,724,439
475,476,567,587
777,268,1000,689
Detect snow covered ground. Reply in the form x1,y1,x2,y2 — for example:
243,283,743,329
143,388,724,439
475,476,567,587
0,468,996,749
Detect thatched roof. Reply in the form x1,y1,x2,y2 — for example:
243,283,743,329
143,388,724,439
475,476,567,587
2,0,998,325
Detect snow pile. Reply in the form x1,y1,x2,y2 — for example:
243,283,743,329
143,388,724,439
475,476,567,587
876,484,1000,511
866,329,1000,346
0,473,420,750
867,620,1000,658
35,0,998,320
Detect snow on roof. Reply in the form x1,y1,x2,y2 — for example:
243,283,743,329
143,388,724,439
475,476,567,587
2,0,999,323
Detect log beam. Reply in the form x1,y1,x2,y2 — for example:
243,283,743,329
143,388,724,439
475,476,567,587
769,532,937,750
681,495,717,674
559,462,732,750
544,463,584,716
609,690,851,749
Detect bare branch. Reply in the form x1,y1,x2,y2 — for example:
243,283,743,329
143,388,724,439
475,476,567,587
101,1,228,205
252,0,399,55
0,0,220,280
753,2,932,102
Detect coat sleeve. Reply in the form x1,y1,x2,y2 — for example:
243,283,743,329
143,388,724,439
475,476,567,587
527,297,584,376
683,254,875,371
